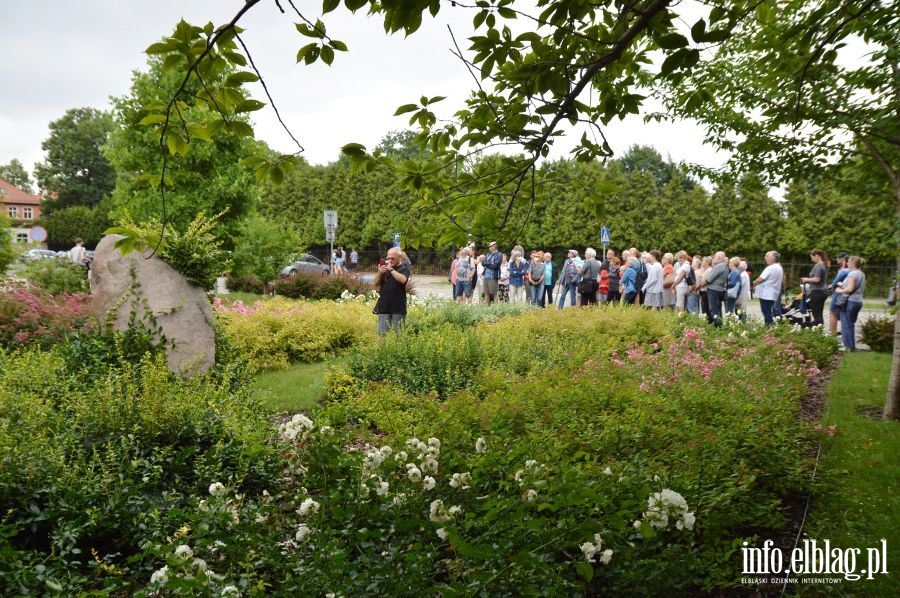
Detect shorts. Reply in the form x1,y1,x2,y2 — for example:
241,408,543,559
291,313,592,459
455,279,473,297
483,278,499,295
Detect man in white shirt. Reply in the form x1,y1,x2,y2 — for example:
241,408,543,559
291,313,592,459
753,250,784,325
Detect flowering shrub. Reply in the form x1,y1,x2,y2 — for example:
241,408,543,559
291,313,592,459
0,280,95,348
213,296,376,371
0,305,838,595
17,259,90,295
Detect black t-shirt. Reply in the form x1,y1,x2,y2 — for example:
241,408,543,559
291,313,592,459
377,263,412,315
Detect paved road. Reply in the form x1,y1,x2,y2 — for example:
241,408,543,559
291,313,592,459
409,274,890,341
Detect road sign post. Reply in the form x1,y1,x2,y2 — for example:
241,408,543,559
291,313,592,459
392,232,401,248
600,226,611,255
324,210,338,269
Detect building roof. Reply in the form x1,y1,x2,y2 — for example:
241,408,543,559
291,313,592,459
0,177,41,205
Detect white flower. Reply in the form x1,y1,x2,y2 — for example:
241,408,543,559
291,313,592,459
394,450,408,463
319,425,334,436
580,533,611,564
295,523,312,543
428,437,441,449
380,445,393,458
221,585,240,597
475,437,487,454
422,476,436,491
174,544,194,559
429,499,447,522
643,488,695,532
406,463,422,482
364,448,385,470
376,480,390,496
525,459,538,470
449,472,471,489
421,454,439,474
298,497,320,517
193,557,208,572
279,413,315,441
392,492,407,506
524,489,538,502
448,505,463,517
602,467,613,476
677,511,696,531
209,482,227,497
633,519,642,530
436,528,448,540
514,469,525,484
150,565,169,585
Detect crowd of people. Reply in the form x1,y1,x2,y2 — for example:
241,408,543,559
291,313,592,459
449,244,868,350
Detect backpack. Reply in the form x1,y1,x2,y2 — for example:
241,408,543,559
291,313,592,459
636,262,648,289
685,266,696,287
455,257,473,281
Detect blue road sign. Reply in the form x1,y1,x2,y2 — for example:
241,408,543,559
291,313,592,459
600,227,610,245
392,232,401,247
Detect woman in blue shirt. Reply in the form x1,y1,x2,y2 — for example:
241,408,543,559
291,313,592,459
621,256,639,305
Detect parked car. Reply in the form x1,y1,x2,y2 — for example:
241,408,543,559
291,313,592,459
19,249,65,263
280,254,330,278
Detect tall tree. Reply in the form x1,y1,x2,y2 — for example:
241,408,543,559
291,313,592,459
105,54,262,244
0,159,33,192
34,108,115,213
659,0,900,419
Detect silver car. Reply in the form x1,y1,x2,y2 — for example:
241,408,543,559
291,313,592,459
280,254,330,277
19,249,65,263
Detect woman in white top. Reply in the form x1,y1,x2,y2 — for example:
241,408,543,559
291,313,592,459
672,250,691,312
736,261,752,321
641,250,664,309
753,250,784,325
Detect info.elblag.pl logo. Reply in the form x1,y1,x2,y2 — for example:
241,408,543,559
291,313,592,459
741,539,889,583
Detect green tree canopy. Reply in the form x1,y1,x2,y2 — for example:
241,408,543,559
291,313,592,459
105,54,263,245
0,159,33,193
34,107,115,213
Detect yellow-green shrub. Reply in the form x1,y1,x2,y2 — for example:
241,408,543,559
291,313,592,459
215,297,377,372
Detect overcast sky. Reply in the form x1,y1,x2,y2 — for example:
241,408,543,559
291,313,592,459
1,0,726,180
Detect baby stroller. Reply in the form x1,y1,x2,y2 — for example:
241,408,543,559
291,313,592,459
781,288,813,327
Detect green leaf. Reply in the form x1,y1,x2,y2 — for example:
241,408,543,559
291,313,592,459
575,561,594,582
224,71,260,86
394,104,419,116
344,0,367,11
186,123,212,142
138,114,167,126
235,99,266,113
321,45,335,66
323,0,340,14
341,143,368,157
145,41,174,55
658,33,689,49
296,43,319,64
224,121,255,137
690,19,707,44
330,39,348,52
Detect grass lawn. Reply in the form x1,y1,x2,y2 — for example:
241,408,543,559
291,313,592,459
801,352,899,595
250,358,346,413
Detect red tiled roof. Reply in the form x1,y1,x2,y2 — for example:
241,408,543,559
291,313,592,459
0,177,41,205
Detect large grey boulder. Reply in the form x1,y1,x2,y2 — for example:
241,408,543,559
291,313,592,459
91,234,215,376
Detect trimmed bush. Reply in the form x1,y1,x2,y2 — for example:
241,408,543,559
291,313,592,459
273,272,374,300
860,315,895,353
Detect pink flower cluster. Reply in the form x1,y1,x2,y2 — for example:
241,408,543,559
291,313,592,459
0,284,95,348
211,297,261,315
